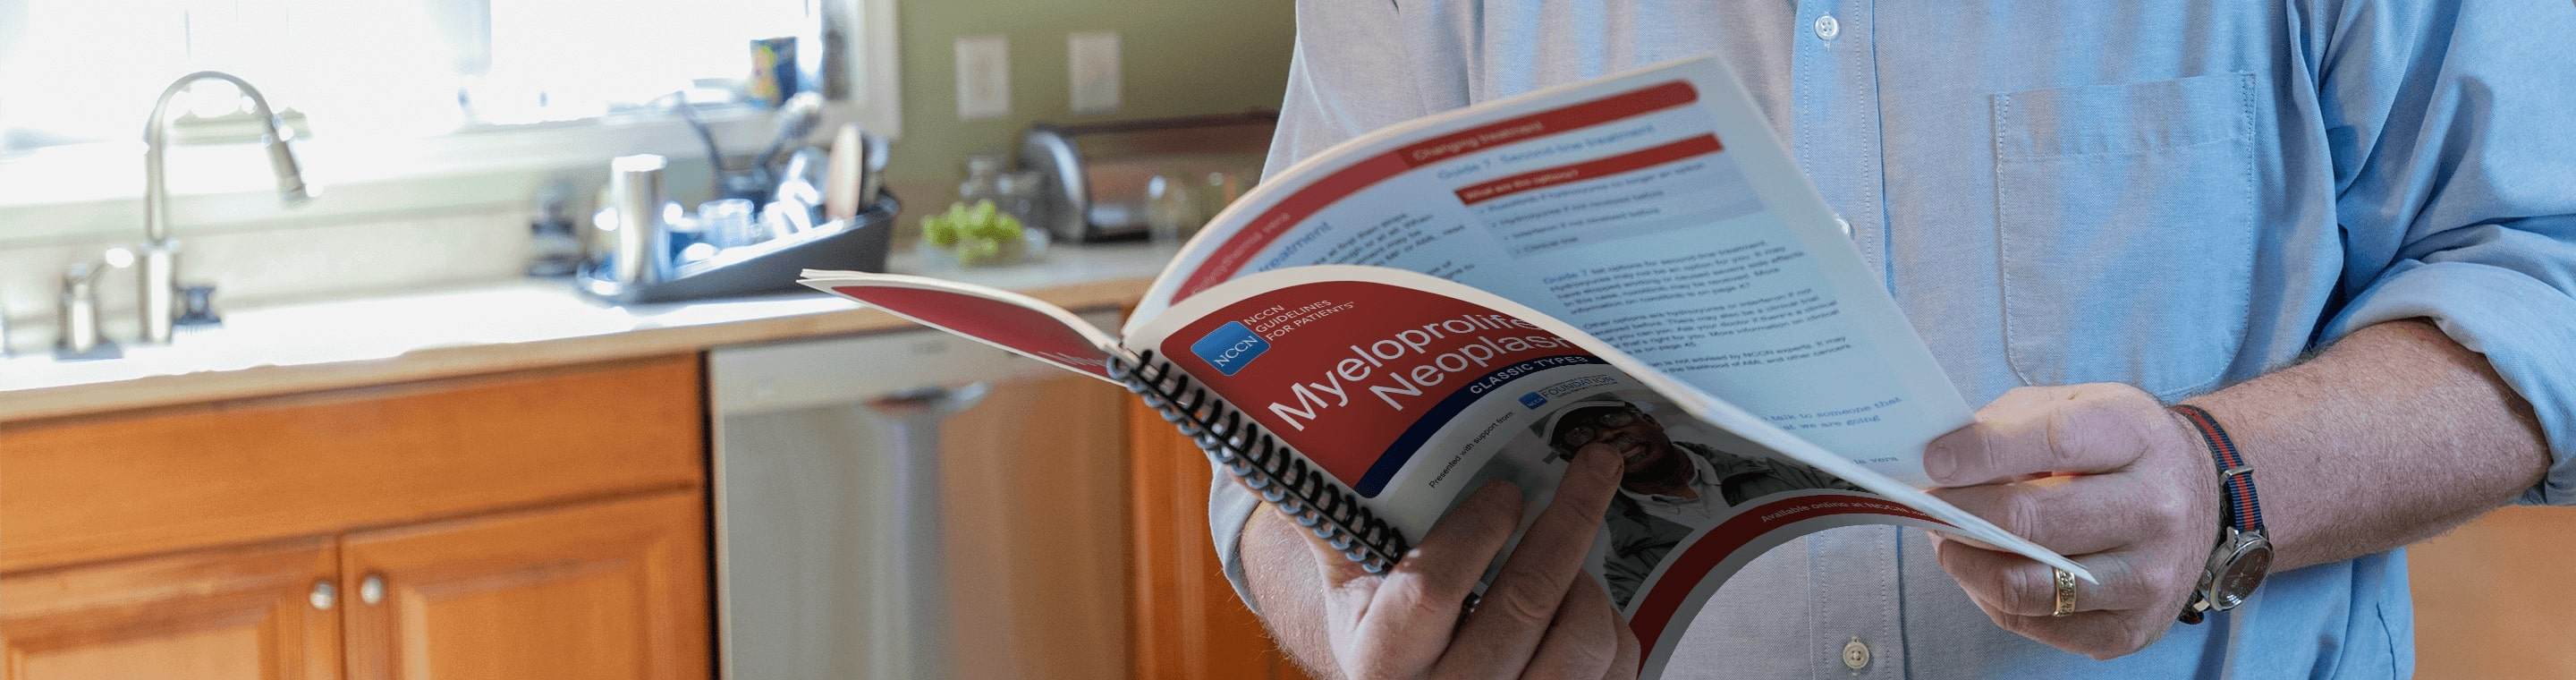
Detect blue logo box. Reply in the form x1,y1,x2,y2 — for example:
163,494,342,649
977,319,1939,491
1519,392,1548,409
1191,321,1271,376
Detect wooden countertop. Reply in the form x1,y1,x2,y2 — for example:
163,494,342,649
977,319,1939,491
0,244,1174,424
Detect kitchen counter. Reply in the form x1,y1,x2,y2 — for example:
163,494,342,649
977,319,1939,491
0,243,1175,423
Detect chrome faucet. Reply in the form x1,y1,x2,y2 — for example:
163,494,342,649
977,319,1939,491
136,71,309,344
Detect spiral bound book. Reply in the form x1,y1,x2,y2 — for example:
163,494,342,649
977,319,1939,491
802,56,2087,679
1112,347,1410,572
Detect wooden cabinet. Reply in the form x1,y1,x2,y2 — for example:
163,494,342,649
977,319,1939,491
0,357,705,574
1124,399,1315,680
0,491,708,680
0,356,708,680
340,490,708,680
2411,506,2576,678
0,539,343,680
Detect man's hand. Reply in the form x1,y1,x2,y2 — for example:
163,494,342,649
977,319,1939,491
1922,384,2219,660
1302,447,1640,679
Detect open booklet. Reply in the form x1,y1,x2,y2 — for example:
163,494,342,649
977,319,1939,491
803,55,2089,678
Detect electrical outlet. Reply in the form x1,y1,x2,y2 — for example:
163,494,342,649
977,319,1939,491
954,35,1011,120
1067,31,1122,115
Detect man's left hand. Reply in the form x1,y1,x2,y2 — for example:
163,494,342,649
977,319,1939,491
1922,383,2221,659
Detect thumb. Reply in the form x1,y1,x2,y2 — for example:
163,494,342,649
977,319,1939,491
1301,507,1385,590
1309,480,1524,591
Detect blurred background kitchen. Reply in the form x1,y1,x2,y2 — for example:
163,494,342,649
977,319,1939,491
0,1,1295,678
0,1,2563,679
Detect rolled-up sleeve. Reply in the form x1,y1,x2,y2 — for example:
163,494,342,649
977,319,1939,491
1216,2,1441,611
2311,0,2576,502
1208,465,1267,609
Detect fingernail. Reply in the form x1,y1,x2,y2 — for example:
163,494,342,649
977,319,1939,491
1924,431,1963,484
1925,448,1955,484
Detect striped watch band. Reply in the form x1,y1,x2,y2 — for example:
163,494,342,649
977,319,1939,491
2173,404,2263,534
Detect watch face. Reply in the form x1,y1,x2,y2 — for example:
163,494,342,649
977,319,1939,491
2215,542,2273,609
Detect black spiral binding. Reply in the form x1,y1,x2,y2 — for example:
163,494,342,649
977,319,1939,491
1109,349,1410,574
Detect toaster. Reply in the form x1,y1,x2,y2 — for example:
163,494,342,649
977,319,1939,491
1017,110,1276,242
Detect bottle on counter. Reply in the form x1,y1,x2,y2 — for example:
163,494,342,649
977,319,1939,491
994,169,1046,230
957,154,1006,207
1144,174,1205,245
918,154,1048,268
958,154,1046,233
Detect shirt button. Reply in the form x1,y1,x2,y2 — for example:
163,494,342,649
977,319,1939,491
1842,637,1871,670
1814,14,1842,40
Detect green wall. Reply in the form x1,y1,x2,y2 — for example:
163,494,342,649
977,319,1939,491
885,0,1296,207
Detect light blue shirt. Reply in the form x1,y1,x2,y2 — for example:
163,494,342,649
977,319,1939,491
1211,0,2576,677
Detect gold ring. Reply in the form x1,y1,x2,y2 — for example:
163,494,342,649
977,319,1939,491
2051,567,2078,617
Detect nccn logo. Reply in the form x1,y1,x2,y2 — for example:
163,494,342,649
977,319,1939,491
1191,321,1271,376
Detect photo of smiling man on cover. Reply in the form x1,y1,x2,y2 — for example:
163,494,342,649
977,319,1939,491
1539,395,1858,605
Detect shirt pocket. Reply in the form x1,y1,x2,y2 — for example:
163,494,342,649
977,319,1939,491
1991,72,2258,399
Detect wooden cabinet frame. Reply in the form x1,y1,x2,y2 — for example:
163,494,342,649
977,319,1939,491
0,539,343,680
0,356,710,680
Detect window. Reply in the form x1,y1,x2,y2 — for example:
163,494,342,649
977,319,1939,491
0,0,897,236
0,0,828,151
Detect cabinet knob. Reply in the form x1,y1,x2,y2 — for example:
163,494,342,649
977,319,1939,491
360,574,386,606
309,580,337,610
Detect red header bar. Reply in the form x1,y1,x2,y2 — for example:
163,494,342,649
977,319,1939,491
1173,81,1705,300
1395,81,1700,166
1453,134,1724,206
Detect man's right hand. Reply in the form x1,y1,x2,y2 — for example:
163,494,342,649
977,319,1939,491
1270,446,1640,680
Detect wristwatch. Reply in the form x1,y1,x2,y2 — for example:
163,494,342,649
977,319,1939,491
2174,404,2271,625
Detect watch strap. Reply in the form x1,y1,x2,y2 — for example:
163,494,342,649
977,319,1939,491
2173,404,2263,534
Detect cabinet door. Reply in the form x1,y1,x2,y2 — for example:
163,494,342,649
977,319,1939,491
0,355,704,574
0,538,341,680
1124,399,1316,680
338,490,708,680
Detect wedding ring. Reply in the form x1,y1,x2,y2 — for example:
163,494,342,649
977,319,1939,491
2051,567,2079,617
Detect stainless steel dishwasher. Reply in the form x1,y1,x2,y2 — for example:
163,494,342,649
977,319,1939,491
708,311,1118,680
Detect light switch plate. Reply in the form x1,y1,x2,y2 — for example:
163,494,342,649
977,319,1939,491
954,35,1011,120
1067,31,1122,115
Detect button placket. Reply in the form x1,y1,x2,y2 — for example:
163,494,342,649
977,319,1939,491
1808,525,1904,676
1792,0,1892,282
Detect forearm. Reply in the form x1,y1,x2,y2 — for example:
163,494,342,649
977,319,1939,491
1240,506,1349,680
2186,319,2549,571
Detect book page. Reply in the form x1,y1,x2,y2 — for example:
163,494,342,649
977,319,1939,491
1132,56,1968,485
797,270,1123,382
1126,266,2085,680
